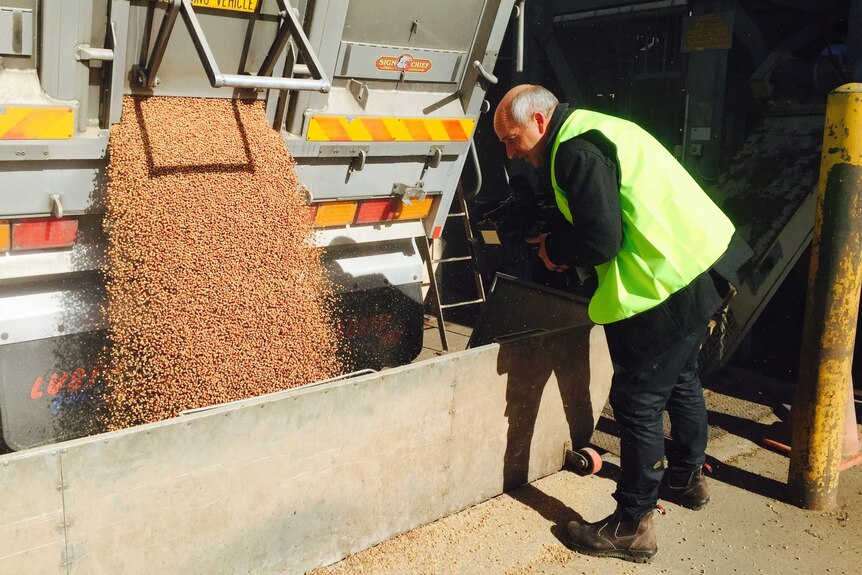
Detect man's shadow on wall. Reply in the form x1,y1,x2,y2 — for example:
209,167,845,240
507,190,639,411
497,325,606,491
496,325,614,538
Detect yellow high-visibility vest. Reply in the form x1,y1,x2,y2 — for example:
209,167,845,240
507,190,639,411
550,109,734,324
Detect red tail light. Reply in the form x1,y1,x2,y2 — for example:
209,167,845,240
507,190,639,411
355,198,398,224
11,217,78,251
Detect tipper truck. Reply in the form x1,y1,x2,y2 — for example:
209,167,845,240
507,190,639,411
0,0,515,450
0,10,614,568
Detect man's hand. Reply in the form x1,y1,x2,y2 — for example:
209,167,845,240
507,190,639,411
525,233,569,272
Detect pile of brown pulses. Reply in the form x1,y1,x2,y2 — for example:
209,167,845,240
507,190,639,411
103,96,343,429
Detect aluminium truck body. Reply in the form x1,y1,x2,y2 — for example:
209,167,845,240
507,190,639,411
0,0,515,450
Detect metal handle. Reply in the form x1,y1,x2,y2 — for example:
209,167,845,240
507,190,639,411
76,45,114,62
213,74,329,92
515,1,525,73
472,60,498,86
462,140,483,200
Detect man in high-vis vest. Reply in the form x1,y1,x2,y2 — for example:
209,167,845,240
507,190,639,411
494,84,751,563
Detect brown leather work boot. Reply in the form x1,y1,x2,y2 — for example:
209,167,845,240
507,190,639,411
564,509,657,563
660,466,710,510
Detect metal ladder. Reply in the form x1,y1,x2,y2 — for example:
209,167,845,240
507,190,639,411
422,184,486,351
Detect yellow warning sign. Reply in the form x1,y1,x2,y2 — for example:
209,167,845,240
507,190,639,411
166,0,259,14
681,12,734,52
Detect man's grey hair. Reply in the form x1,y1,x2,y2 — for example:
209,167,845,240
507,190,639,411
510,85,559,126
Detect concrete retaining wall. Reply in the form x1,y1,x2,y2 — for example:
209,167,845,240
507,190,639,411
0,325,611,574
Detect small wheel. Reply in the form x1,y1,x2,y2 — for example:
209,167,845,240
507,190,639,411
566,447,602,476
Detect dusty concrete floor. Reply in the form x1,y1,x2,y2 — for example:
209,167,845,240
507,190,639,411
309,423,862,575
307,317,862,575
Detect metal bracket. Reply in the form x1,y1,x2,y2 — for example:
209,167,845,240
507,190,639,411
350,149,367,172
426,147,443,169
420,146,444,179
104,20,120,126
321,146,369,182
75,44,114,63
50,195,63,219
318,144,369,158
346,149,366,181
132,0,331,93
392,181,426,206
348,79,369,109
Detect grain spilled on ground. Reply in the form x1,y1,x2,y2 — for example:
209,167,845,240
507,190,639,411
102,96,342,429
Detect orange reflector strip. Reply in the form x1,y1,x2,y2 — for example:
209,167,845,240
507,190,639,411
432,225,443,239
0,107,75,140
395,197,433,220
11,217,78,251
307,116,475,142
313,201,358,227
0,220,9,251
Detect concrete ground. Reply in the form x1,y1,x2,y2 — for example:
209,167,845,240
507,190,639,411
308,318,862,575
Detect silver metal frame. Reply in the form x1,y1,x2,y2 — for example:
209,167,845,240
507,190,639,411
133,0,330,93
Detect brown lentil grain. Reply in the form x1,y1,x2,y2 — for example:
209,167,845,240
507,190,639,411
103,96,342,429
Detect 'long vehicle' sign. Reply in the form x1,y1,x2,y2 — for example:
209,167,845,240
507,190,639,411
165,0,259,13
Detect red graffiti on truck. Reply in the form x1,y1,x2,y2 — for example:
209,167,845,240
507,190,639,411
30,365,102,400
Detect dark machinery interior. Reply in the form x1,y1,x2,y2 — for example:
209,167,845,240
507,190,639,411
438,0,861,404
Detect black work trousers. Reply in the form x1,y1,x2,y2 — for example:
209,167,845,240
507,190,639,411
608,325,709,521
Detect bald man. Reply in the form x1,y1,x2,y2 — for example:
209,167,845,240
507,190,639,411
493,85,751,563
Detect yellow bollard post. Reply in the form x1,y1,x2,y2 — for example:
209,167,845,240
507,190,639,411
787,84,862,510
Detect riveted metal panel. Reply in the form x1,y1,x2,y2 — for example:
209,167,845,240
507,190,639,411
0,449,66,575
334,42,466,84
340,0,484,53
0,159,105,216
295,154,456,201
